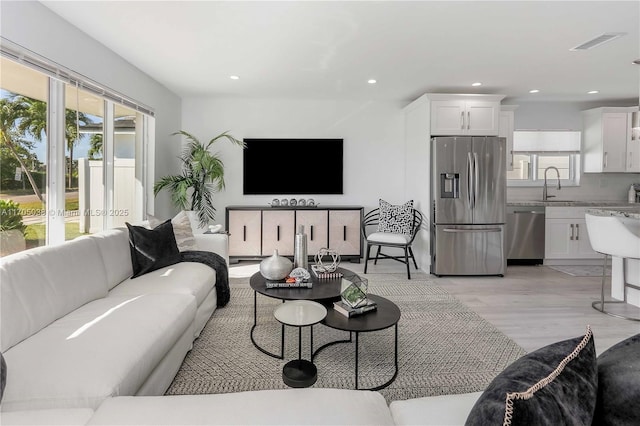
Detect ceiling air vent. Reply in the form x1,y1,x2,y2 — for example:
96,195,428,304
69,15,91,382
570,32,626,51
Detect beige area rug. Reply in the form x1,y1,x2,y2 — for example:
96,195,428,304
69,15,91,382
166,274,526,402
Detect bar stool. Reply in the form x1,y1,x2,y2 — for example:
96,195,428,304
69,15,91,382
584,213,640,321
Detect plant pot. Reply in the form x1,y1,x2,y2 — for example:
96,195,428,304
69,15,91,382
0,230,26,257
260,249,293,280
185,210,208,234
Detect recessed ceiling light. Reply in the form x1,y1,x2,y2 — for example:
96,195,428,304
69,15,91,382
529,89,540,94
230,75,239,80
472,82,482,87
587,90,599,94
367,79,377,84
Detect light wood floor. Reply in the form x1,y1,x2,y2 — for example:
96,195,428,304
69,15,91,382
230,261,640,355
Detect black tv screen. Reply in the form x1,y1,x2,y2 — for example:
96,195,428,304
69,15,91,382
243,138,343,195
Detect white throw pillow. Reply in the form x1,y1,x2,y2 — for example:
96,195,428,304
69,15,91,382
148,211,197,252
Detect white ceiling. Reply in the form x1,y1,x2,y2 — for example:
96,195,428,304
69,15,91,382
41,1,640,104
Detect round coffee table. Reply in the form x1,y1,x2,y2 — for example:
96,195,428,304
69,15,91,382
313,294,401,391
250,267,356,359
273,300,327,388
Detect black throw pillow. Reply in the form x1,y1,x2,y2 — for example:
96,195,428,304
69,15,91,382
593,333,640,426
465,326,597,426
126,220,181,278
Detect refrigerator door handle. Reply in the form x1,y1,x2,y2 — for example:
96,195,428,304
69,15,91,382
442,227,502,233
473,152,479,208
467,152,474,209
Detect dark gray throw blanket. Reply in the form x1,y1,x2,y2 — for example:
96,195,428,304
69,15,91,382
180,250,230,307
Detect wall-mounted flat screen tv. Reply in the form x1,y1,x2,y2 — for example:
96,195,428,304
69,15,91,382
243,138,343,195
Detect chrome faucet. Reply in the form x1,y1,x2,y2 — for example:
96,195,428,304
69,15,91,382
543,166,561,201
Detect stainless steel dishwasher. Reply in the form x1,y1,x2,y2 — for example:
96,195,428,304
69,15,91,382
506,206,545,264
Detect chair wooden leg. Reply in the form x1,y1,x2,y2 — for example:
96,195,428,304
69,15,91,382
405,247,411,280
374,246,381,265
364,243,372,274
408,247,418,269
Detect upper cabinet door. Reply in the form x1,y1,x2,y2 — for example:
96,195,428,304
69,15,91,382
601,113,628,172
430,100,466,135
499,109,515,171
466,101,500,136
627,112,640,172
431,99,500,136
583,107,636,173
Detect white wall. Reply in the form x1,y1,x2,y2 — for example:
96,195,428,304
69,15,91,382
0,1,182,219
181,97,407,226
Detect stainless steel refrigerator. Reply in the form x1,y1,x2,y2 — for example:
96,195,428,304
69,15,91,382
431,136,506,276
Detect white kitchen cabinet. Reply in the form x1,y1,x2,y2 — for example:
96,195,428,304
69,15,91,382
499,106,517,171
544,207,600,262
626,111,640,172
226,206,363,261
430,99,501,136
582,106,638,173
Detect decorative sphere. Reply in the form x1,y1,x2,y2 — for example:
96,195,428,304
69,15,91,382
314,248,340,273
260,249,293,280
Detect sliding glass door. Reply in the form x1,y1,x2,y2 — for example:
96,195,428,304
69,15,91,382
0,56,152,257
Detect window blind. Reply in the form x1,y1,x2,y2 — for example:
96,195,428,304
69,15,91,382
1,37,154,117
513,130,581,153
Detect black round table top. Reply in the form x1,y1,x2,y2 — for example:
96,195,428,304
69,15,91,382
322,294,401,333
250,267,356,302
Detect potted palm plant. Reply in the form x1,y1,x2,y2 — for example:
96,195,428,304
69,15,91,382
154,130,245,228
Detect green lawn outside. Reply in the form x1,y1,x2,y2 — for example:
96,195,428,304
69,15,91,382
25,222,87,249
14,198,79,212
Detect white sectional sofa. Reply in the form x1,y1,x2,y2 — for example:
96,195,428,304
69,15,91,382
0,226,228,412
0,220,486,426
0,388,483,426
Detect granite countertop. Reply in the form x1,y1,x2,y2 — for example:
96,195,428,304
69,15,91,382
507,200,636,207
585,207,640,220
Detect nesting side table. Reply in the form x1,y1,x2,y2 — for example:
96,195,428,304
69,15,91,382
273,300,327,388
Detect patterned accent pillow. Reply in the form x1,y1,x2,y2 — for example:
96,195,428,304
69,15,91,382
465,326,597,426
377,199,414,236
148,211,197,252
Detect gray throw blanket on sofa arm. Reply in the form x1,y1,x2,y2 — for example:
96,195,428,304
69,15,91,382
180,250,230,307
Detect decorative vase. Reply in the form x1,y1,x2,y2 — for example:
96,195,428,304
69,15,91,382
260,249,293,280
294,225,308,270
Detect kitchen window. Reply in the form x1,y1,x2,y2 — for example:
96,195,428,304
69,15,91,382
507,131,581,187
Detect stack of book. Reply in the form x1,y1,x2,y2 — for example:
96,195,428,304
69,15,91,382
265,280,313,289
333,299,377,317
311,265,343,280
